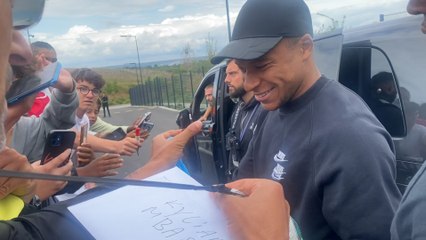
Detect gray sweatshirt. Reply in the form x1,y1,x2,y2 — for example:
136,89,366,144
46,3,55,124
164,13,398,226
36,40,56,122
11,87,78,162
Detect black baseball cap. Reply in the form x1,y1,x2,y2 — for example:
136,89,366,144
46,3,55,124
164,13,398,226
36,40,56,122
211,0,313,64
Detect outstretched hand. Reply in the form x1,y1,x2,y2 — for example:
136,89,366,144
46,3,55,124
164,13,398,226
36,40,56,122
127,120,202,179
31,149,73,200
0,148,36,202
77,153,123,177
213,178,290,240
77,143,95,166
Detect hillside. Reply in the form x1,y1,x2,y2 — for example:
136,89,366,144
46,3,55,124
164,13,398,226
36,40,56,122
70,59,215,106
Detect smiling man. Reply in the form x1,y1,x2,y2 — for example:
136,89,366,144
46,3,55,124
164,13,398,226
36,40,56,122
212,0,401,239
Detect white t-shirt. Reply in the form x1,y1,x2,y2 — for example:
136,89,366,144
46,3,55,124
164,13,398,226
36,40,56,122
73,114,90,132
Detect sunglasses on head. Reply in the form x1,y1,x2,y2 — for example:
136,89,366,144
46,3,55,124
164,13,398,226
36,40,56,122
12,0,46,30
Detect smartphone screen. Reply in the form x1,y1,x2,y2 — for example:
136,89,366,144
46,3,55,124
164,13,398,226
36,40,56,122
7,62,62,105
137,112,152,128
104,128,127,141
141,122,154,133
41,130,76,165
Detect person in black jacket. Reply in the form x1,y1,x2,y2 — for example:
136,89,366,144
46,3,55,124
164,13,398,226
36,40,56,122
101,93,111,117
224,59,267,178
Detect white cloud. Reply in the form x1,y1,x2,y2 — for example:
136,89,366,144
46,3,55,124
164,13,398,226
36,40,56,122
30,0,410,68
158,5,175,13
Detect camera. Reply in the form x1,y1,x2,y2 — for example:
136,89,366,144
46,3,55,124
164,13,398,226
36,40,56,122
201,120,214,136
50,133,62,147
225,131,240,151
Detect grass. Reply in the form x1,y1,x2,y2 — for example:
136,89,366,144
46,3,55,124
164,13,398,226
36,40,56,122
83,60,214,106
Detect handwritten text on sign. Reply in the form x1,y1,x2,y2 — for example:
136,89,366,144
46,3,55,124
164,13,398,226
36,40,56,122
141,199,223,240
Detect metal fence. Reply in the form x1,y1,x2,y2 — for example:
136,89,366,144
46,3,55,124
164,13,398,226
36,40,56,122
129,71,204,109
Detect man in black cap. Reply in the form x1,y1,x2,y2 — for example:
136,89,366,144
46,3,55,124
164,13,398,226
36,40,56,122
212,0,401,239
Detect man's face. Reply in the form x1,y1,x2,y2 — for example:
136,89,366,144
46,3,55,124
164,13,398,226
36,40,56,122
407,0,426,34
225,60,246,98
77,80,100,113
236,38,308,111
204,87,213,105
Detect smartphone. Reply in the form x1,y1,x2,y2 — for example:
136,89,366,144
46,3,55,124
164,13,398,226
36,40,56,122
137,112,152,129
7,62,62,105
41,130,76,165
141,121,155,133
104,128,127,141
80,123,88,145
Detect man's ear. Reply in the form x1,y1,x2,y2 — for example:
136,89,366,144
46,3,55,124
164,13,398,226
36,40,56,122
299,34,314,60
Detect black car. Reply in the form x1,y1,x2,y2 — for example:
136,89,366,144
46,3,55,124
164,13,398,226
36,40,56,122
178,15,426,193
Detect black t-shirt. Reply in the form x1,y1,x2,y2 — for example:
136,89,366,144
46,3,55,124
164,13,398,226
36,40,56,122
237,76,401,239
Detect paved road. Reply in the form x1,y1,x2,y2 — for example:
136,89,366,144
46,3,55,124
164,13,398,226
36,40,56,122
101,105,180,178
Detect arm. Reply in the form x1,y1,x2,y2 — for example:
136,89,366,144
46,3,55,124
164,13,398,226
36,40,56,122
213,179,290,240
127,120,202,180
90,117,127,134
317,122,401,239
42,69,78,130
86,134,141,156
200,105,212,121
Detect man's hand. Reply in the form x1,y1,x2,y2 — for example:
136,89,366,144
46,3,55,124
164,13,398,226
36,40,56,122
77,153,123,177
126,129,150,139
0,148,36,202
53,68,74,93
214,179,290,240
116,137,142,156
31,149,73,201
127,120,202,179
77,143,95,166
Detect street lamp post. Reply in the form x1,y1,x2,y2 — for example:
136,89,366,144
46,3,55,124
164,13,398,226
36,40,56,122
128,62,143,105
225,0,232,42
121,34,144,105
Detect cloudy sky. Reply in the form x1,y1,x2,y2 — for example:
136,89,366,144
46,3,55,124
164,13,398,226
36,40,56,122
26,0,410,68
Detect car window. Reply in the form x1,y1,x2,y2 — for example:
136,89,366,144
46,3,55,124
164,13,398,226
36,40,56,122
348,17,426,192
191,73,216,121
314,33,343,81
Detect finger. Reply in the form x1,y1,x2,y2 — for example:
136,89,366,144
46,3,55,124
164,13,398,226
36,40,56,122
31,160,42,167
103,170,119,176
160,129,183,139
77,151,92,158
0,178,33,199
171,120,202,148
80,143,92,148
100,153,121,159
224,178,263,195
102,162,123,171
124,138,139,148
77,146,91,153
44,149,72,168
55,161,73,175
